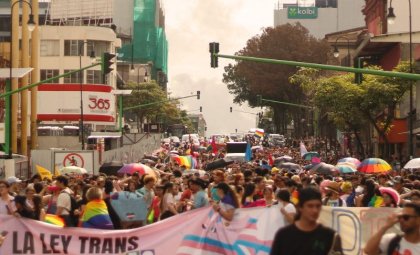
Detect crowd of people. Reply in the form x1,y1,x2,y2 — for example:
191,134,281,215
0,135,419,254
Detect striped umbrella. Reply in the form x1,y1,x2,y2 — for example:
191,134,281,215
338,157,361,167
357,158,391,173
335,163,357,174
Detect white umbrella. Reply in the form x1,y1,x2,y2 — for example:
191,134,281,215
404,158,420,169
60,166,88,175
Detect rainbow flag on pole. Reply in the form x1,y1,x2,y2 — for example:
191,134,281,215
255,129,264,138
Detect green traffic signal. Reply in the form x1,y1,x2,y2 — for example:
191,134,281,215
209,42,219,68
102,52,116,75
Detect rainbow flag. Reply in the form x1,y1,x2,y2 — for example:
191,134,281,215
81,200,114,229
369,195,384,208
255,129,264,138
291,190,299,205
173,155,196,169
44,214,65,227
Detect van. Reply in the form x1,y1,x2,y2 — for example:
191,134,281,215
224,142,248,162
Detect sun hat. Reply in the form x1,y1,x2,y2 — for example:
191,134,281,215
379,187,400,205
324,181,341,194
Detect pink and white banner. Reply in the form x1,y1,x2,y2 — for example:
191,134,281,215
0,206,398,255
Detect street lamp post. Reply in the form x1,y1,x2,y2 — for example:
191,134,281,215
7,0,35,158
333,36,351,67
387,0,413,158
78,41,95,150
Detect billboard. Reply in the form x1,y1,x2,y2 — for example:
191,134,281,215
49,0,113,20
37,84,116,123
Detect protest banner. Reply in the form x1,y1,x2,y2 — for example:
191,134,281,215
0,206,399,255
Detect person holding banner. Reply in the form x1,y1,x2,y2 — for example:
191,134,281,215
212,182,239,221
0,180,16,216
364,202,420,255
270,187,343,255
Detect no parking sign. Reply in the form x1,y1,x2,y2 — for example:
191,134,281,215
54,151,95,174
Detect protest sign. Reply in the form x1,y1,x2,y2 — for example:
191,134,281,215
0,206,399,255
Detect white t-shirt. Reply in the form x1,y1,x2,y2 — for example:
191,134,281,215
0,195,16,215
379,233,420,255
280,202,296,226
56,189,72,215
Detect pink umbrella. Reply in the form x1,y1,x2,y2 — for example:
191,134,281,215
118,163,153,176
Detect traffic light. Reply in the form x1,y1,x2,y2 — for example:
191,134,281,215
199,106,202,112
209,42,219,68
230,107,232,113
197,91,201,99
257,95,262,105
101,52,116,75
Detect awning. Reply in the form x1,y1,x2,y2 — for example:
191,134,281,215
0,68,33,78
371,31,420,44
88,132,122,139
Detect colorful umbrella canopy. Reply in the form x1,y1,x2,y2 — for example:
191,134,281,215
338,157,361,167
335,163,357,174
99,161,124,176
278,162,302,172
311,163,337,175
60,166,87,175
303,152,320,160
274,155,293,165
403,158,420,169
117,163,153,175
357,158,391,173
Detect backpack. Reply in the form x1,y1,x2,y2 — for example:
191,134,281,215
387,234,402,255
60,191,79,226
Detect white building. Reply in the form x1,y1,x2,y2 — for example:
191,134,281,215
274,0,365,39
37,25,121,133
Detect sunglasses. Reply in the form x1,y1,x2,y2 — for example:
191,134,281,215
398,214,418,221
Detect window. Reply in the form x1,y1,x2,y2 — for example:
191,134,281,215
40,69,59,83
40,40,60,56
64,40,84,56
63,69,83,84
86,70,102,84
87,40,108,57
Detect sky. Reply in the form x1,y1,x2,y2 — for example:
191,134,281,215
162,0,292,136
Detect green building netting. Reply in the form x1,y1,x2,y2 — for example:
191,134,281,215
118,0,168,77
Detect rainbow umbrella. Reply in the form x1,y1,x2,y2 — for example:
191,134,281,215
357,158,391,173
338,157,361,167
335,163,357,174
117,163,153,175
44,214,65,227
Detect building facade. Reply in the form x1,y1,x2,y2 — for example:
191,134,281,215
188,114,207,138
274,0,365,38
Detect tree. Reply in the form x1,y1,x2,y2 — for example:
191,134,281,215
222,23,332,136
290,62,411,157
123,81,193,132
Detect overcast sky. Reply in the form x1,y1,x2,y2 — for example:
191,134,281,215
162,0,289,136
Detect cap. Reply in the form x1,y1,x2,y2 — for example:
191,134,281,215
7,176,22,185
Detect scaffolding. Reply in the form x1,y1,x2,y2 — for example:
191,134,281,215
118,0,168,78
